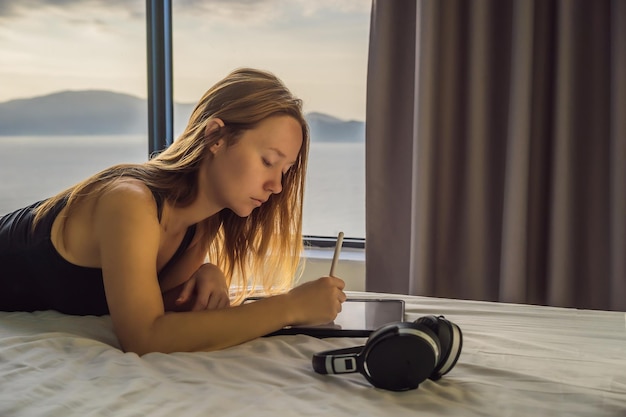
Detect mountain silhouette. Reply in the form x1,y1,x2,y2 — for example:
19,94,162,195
306,112,365,143
0,90,364,142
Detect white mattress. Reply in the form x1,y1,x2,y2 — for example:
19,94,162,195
1,291,625,417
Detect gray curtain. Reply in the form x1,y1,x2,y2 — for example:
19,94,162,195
365,0,626,311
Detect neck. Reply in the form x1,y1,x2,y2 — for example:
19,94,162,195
161,199,222,233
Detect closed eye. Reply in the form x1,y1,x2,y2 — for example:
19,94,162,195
262,158,273,167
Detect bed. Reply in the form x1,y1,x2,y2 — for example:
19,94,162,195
1,291,624,416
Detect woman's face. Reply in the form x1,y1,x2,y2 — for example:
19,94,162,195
203,115,303,217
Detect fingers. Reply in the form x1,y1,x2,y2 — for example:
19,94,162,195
192,288,230,311
176,276,197,305
320,276,347,302
205,290,230,310
178,280,230,311
206,294,219,310
192,296,207,311
334,277,346,290
318,275,345,289
182,263,231,311
327,276,346,291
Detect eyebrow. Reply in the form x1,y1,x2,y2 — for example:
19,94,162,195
269,147,297,165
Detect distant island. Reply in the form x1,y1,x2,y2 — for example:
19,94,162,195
0,90,364,142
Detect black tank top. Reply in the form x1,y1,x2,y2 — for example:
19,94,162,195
0,196,196,316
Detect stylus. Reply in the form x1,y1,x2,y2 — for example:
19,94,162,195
329,231,344,277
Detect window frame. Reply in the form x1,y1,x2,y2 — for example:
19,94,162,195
146,0,174,155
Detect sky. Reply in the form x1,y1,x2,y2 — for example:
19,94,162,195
0,0,371,121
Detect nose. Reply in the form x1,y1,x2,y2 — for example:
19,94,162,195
266,171,283,194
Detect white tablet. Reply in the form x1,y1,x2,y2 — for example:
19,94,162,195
245,298,405,338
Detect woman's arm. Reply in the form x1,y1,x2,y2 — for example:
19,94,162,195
158,221,208,294
94,183,344,355
162,262,231,312
158,228,231,312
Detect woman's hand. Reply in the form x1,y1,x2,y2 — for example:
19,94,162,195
285,276,347,326
174,263,230,311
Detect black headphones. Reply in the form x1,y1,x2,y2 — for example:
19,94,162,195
312,315,463,391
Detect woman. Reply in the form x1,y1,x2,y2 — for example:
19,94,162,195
0,68,346,354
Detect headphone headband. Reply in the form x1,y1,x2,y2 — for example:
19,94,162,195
312,346,363,375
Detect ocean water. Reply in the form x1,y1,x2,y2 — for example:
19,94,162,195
0,135,365,238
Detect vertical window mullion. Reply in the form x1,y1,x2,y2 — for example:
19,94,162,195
146,0,173,155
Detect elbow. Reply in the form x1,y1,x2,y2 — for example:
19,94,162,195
117,331,171,356
116,327,209,355
115,317,179,355
119,340,160,356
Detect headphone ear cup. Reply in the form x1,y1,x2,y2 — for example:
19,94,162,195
361,322,439,391
415,315,463,380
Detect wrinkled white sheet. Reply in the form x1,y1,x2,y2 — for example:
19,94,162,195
1,291,625,417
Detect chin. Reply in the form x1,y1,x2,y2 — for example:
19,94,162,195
230,207,254,218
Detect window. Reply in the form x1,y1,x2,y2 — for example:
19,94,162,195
0,1,370,243
171,1,370,239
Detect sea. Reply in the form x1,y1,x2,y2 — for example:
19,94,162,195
0,135,365,239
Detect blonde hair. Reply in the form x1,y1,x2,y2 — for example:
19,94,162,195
34,68,309,303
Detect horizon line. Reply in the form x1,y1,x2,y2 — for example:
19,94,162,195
0,89,366,123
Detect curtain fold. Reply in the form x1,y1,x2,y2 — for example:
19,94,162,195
609,0,626,308
365,0,418,295
365,0,626,311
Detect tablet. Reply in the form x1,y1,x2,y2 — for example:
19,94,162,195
245,298,405,338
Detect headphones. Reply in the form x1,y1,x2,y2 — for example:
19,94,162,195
312,315,462,391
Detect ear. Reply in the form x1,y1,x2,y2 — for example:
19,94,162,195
205,118,225,154
204,118,225,136
209,139,224,155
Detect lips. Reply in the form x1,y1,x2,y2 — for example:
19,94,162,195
251,198,264,207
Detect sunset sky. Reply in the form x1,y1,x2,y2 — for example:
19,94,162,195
0,0,370,121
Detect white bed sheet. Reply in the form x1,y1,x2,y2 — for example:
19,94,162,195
1,291,625,417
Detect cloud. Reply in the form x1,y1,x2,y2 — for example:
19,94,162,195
0,0,143,20
0,0,369,23
0,0,371,120
0,0,267,21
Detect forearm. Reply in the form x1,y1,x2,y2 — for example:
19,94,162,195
123,294,294,355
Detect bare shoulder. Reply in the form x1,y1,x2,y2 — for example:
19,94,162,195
89,178,165,274
95,178,157,216
93,178,161,236
99,178,155,205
